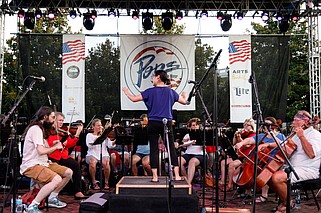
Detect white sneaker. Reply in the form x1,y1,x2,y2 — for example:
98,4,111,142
26,203,43,213
48,197,67,208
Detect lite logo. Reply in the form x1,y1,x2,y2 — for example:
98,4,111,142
235,87,250,96
123,40,189,95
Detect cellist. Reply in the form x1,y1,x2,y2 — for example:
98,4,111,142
234,117,286,203
269,111,321,213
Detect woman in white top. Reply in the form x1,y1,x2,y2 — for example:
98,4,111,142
86,118,115,190
178,118,206,184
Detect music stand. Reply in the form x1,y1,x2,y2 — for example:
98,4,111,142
92,127,113,191
114,126,133,176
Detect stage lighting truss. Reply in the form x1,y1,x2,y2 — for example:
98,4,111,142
69,9,77,19
132,10,139,20
24,11,35,30
83,12,95,30
175,10,183,20
142,11,153,31
162,11,173,31
220,13,232,32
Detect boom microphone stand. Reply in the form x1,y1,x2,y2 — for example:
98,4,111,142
162,118,173,213
1,79,37,213
186,49,222,213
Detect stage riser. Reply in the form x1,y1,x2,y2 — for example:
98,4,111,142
118,187,189,195
109,194,199,213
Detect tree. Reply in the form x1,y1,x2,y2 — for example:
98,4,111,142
251,20,309,121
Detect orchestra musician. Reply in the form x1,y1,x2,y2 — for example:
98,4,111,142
219,118,256,191
46,112,88,199
178,117,206,184
20,106,72,212
122,70,187,182
86,118,116,190
234,117,286,203
269,111,321,213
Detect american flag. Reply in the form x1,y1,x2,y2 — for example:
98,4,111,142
62,40,85,64
229,40,251,65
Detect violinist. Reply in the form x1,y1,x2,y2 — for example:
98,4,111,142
46,112,88,200
234,117,286,203
219,118,256,191
269,111,321,213
86,118,116,190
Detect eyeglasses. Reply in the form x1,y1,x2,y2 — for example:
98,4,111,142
293,119,303,122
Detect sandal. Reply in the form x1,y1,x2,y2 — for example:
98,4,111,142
91,182,100,190
255,195,267,203
275,201,295,213
104,184,110,190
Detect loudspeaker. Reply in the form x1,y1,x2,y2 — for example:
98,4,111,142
79,192,109,213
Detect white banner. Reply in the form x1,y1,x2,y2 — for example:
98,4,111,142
120,35,195,110
62,34,85,122
229,35,252,123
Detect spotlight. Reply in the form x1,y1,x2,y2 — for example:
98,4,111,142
69,9,77,19
236,11,244,20
261,10,269,21
200,10,208,19
24,11,35,30
291,11,299,21
35,9,42,18
142,12,153,30
91,10,97,19
108,8,116,18
132,10,139,20
162,11,173,31
279,20,289,33
276,11,283,21
175,10,183,20
217,11,223,20
83,12,95,30
221,14,232,31
18,9,25,18
48,8,55,19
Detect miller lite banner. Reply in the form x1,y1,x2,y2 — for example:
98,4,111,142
120,35,195,110
62,34,86,122
229,35,252,123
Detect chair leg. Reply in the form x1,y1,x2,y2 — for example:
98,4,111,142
310,188,320,211
316,188,321,197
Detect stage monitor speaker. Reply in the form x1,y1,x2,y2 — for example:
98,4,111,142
79,192,109,213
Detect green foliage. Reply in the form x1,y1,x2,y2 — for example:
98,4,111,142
252,20,309,121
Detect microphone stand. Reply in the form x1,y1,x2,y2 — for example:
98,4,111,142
248,71,264,213
163,118,173,212
1,80,37,213
186,49,222,213
266,126,299,213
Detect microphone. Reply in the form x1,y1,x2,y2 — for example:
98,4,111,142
162,118,168,125
29,75,45,82
188,80,197,84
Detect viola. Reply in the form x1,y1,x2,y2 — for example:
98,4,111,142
235,129,256,158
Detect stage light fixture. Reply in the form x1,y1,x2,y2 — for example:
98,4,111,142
132,10,139,20
83,12,95,30
91,10,97,19
261,10,269,21
18,9,25,18
108,8,116,18
279,19,289,33
291,11,299,21
175,10,183,20
24,11,35,30
69,9,77,19
221,14,232,32
142,12,153,30
236,11,244,20
48,8,55,19
162,11,173,31
276,11,283,21
35,9,42,18
217,11,223,20
200,10,208,19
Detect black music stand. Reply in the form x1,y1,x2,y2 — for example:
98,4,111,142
114,126,133,176
92,127,113,191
